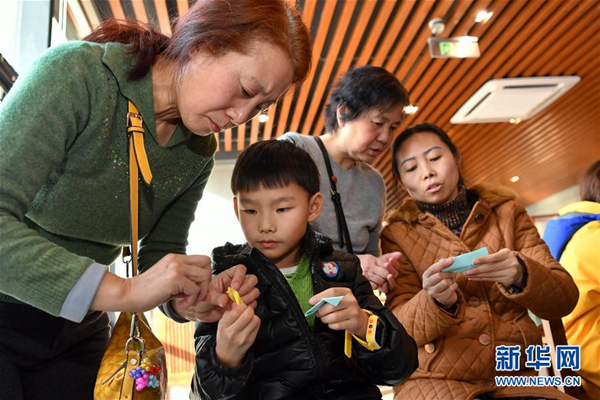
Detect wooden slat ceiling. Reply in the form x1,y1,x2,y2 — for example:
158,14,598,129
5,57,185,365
70,0,600,211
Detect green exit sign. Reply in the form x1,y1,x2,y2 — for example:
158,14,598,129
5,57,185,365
428,36,480,58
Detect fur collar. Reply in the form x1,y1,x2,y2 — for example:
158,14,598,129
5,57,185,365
386,184,517,225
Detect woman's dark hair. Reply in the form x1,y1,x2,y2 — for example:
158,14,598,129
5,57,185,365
391,123,464,186
231,140,320,197
84,0,311,83
580,159,600,203
324,66,410,133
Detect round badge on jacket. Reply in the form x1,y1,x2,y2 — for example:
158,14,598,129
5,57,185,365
322,261,339,278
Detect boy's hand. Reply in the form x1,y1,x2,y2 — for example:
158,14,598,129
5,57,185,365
215,303,261,368
210,264,260,309
309,288,369,339
423,258,458,310
173,264,260,322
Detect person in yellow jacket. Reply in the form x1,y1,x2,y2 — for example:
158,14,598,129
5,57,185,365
543,160,600,400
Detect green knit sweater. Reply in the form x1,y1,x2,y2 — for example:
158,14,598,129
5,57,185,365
284,253,315,327
0,41,217,316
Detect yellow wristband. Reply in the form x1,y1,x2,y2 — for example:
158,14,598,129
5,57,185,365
344,330,352,358
344,310,381,358
353,312,381,351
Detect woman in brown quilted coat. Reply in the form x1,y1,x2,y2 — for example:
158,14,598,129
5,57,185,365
381,123,579,400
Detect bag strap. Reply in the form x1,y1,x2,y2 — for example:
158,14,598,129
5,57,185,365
313,136,354,254
125,100,153,276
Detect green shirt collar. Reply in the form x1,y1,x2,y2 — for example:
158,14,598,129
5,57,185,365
101,42,191,147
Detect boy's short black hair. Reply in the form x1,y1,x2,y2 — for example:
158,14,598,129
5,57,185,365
231,139,320,196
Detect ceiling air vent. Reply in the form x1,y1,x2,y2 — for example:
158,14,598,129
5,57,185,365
450,76,580,124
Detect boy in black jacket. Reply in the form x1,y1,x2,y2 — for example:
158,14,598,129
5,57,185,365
191,140,417,399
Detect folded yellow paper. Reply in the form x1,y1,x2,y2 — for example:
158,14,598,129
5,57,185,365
227,287,243,305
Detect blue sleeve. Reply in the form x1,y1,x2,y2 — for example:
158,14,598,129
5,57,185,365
59,262,107,322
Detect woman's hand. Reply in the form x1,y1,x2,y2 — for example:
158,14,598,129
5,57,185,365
357,252,401,293
464,248,524,288
422,258,459,310
310,287,369,338
378,252,402,293
215,303,261,368
128,254,212,311
174,264,260,322
92,253,213,313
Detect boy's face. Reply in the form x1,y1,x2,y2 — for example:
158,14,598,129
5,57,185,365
234,183,323,269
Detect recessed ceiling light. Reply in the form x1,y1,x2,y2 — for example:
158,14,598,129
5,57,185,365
509,117,522,124
403,105,419,115
510,176,520,183
475,11,493,23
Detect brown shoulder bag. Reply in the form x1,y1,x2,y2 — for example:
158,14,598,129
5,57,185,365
94,100,167,400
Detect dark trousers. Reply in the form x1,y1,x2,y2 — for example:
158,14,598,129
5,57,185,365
0,301,110,400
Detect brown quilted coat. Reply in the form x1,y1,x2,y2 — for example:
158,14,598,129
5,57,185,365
381,185,579,400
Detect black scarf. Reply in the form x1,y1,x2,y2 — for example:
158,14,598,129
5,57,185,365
416,187,475,236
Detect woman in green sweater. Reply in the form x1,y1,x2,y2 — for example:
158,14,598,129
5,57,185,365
0,1,310,398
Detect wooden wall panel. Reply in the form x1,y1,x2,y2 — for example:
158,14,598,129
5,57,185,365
275,0,318,138
107,0,125,20
300,0,357,134
288,0,337,133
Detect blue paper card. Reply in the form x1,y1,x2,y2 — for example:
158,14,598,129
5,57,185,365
304,296,344,316
442,247,489,273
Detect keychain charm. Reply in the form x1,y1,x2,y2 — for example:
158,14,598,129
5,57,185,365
129,357,161,391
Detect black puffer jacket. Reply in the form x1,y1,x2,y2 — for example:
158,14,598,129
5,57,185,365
191,231,418,399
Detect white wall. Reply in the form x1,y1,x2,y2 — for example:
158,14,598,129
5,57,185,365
526,184,580,234
186,161,246,256
0,0,52,76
